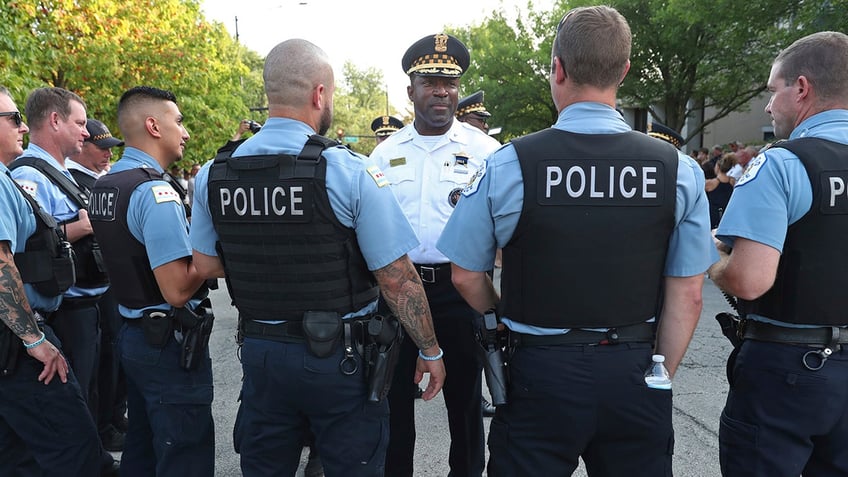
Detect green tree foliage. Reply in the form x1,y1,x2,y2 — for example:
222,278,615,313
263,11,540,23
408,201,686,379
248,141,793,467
0,0,264,168
448,0,841,144
333,61,405,156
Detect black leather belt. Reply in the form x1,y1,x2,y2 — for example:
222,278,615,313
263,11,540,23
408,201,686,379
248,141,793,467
413,263,451,284
241,320,305,343
512,322,655,346
743,320,848,347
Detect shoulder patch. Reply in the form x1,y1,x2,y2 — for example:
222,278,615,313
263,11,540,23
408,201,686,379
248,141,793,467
366,165,389,188
735,154,767,187
150,185,181,204
15,180,37,198
461,160,487,197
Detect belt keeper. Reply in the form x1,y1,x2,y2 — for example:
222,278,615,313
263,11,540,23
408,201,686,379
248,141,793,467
828,326,842,352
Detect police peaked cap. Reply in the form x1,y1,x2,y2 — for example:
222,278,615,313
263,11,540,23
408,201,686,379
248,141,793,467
402,33,470,77
371,115,404,137
456,91,491,118
647,122,684,149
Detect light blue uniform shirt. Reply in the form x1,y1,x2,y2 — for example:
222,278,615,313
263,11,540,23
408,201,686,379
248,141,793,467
1,162,62,312
716,109,848,327
437,102,718,334
12,144,108,298
106,148,197,318
190,118,419,319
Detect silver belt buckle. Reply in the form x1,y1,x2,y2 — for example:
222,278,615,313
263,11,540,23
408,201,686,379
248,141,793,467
419,266,436,283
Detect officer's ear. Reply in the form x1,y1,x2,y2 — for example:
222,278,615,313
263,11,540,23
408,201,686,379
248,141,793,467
145,116,161,138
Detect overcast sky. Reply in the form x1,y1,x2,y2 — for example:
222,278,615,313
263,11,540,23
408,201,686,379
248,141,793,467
200,0,555,112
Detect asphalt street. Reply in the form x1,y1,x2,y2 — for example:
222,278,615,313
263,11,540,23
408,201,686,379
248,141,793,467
203,276,734,476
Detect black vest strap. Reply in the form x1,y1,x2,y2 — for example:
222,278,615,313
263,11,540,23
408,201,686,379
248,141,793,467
11,156,89,208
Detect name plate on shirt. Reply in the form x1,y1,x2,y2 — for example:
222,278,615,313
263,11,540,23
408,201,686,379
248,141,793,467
820,171,848,214
537,159,666,206
212,181,314,223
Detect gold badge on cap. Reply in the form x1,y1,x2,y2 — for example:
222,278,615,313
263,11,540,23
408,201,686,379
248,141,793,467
434,34,448,52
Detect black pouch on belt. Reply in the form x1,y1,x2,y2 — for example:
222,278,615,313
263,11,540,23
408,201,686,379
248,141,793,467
175,301,215,371
302,311,342,358
141,310,173,348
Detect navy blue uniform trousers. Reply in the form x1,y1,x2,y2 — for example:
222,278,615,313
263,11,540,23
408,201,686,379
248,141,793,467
117,319,215,477
234,338,389,477
0,326,101,476
720,340,848,477
487,342,673,477
385,278,485,477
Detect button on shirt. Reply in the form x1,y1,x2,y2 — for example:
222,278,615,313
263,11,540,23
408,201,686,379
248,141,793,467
716,109,848,328
190,118,420,318
1,163,61,312
106,148,196,318
370,120,501,264
437,102,718,334
12,145,108,299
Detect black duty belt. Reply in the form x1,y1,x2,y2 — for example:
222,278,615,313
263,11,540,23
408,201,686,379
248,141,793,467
242,320,305,343
413,263,451,284
60,295,102,310
742,320,848,347
512,322,655,347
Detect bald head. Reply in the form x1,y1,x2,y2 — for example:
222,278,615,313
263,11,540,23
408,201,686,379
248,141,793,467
264,39,334,108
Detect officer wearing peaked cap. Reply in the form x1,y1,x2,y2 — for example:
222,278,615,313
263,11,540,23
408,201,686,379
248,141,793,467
371,32,501,477
647,121,684,150
371,115,404,145
457,90,492,134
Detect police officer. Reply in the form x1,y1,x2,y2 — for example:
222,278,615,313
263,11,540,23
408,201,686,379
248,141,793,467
10,86,119,475
436,7,716,476
370,115,403,145
708,31,848,476
67,118,129,452
0,85,102,476
455,90,491,135
369,33,501,477
189,39,445,477
89,86,214,476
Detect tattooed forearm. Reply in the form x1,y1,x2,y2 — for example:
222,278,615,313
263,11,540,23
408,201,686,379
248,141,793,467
374,256,437,350
0,243,40,338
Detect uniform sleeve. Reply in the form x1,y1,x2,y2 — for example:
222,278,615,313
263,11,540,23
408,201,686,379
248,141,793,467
437,145,523,272
128,181,193,270
664,154,719,277
716,149,811,252
188,164,219,256
0,180,22,247
326,152,418,271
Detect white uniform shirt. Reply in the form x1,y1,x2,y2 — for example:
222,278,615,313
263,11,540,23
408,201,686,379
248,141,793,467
370,119,501,264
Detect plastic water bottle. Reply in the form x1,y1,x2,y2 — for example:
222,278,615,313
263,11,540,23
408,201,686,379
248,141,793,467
644,354,672,390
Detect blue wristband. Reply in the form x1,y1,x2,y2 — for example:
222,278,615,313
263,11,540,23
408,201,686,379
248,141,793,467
418,347,444,361
23,331,46,349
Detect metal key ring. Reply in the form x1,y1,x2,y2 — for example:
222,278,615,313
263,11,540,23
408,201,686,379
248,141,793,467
802,348,831,371
340,349,358,376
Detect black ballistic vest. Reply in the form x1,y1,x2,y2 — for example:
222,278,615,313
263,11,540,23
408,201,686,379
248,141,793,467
501,129,678,328
739,138,848,325
8,174,75,297
89,168,168,308
208,135,379,322
10,157,109,288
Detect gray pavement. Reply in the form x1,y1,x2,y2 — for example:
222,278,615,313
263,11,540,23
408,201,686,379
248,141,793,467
205,277,734,476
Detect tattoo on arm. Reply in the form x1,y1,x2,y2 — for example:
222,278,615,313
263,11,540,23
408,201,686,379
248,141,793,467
0,243,40,338
374,259,437,350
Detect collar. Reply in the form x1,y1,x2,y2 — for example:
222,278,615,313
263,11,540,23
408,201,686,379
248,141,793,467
555,102,631,134
18,144,66,171
119,147,165,173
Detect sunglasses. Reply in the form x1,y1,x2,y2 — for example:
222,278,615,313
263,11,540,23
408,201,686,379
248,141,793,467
0,111,23,127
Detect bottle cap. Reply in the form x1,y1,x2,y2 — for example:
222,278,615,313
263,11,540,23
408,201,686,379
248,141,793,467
652,354,665,363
